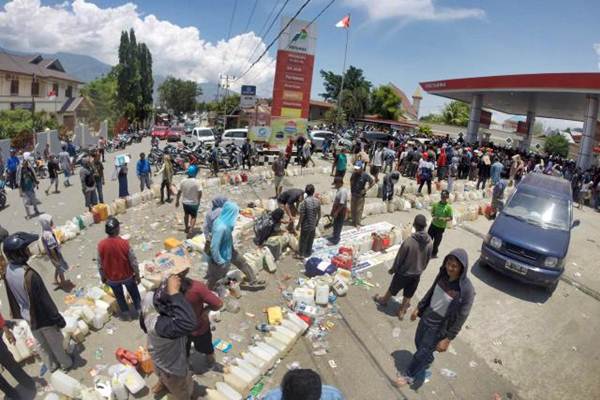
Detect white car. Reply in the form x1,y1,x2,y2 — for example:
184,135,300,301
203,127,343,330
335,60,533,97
308,130,335,152
221,128,248,146
191,127,216,146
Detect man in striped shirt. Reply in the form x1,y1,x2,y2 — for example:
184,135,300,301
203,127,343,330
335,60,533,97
296,184,321,258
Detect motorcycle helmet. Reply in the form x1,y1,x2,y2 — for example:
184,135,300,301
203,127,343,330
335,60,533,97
2,232,39,265
105,217,120,236
187,165,199,178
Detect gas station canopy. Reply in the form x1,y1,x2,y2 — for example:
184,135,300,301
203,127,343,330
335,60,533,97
420,73,600,121
419,73,600,169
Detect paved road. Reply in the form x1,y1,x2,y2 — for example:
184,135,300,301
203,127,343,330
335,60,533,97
0,154,598,399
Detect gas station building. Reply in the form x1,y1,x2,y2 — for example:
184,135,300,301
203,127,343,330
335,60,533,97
420,73,600,169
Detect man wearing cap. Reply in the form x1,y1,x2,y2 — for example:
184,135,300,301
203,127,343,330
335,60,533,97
97,217,142,320
428,190,453,258
176,165,203,238
350,162,374,227
374,214,433,319
328,176,349,245
3,232,73,372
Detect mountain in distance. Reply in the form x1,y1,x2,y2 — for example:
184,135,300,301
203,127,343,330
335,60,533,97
4,48,231,102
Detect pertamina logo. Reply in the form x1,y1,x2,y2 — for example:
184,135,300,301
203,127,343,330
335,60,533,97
291,28,308,43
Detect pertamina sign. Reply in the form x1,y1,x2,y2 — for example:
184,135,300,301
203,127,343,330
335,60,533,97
270,17,317,142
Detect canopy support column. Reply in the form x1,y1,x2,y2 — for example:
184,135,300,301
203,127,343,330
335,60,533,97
466,94,482,144
577,95,599,170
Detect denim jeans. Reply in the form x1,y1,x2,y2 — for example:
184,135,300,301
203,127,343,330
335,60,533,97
95,177,104,203
139,173,151,191
330,209,346,244
108,277,141,313
405,319,443,380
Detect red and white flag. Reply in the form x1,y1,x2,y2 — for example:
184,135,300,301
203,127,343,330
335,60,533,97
335,15,350,28
48,89,57,100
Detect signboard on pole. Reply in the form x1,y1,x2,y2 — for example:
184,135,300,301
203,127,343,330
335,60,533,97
240,85,257,108
271,17,317,137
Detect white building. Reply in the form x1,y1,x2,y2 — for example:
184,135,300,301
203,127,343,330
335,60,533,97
0,52,93,131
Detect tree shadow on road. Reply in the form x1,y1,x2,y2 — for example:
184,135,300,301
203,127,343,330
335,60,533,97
471,259,551,304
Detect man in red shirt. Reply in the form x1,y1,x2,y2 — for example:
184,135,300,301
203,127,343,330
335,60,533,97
180,267,223,367
0,312,36,398
97,217,141,320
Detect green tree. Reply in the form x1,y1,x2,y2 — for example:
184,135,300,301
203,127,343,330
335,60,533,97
370,85,402,120
420,113,445,124
441,101,470,126
115,29,152,125
0,110,59,139
81,70,119,132
158,76,202,115
544,134,569,158
418,124,433,136
320,66,372,120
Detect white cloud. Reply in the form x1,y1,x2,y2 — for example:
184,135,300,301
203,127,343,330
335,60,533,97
0,0,275,94
345,0,485,21
594,43,600,69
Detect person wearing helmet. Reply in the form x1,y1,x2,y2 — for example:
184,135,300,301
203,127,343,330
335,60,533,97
176,165,203,238
97,217,142,320
3,232,73,372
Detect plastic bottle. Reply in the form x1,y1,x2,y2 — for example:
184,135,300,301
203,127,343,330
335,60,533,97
265,335,288,353
315,284,330,306
111,374,129,400
292,288,315,306
50,370,82,398
234,358,261,381
215,382,243,400
255,342,280,359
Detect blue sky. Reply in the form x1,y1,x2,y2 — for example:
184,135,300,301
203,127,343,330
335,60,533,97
5,0,600,125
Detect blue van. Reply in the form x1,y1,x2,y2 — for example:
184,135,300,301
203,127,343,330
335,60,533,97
480,174,580,293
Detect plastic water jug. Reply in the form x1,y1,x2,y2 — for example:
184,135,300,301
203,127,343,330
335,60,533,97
241,351,267,373
281,319,302,337
121,367,146,394
92,308,109,330
77,320,89,336
265,336,288,353
293,287,315,307
215,382,243,400
332,277,349,296
234,358,261,381
224,372,248,395
63,316,78,334
50,370,82,398
315,284,330,306
44,394,60,400
111,374,129,400
81,306,95,324
286,313,309,333
248,345,275,367
256,342,279,359
206,388,228,400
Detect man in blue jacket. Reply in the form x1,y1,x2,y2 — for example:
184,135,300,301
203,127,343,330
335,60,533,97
136,152,152,192
6,149,19,189
395,248,475,387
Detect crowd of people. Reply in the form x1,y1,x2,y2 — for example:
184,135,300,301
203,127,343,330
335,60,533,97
0,126,596,399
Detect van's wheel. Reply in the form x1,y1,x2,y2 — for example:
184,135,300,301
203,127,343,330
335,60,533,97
545,280,558,294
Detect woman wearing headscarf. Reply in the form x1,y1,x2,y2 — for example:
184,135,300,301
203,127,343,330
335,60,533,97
202,196,228,253
207,201,266,290
114,160,129,199
39,214,71,290
155,155,174,203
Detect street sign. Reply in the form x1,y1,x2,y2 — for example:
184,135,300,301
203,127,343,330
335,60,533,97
240,85,257,108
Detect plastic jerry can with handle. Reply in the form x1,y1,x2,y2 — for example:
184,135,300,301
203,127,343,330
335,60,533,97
224,372,248,395
255,342,280,359
227,365,256,389
234,358,261,381
286,313,309,332
241,351,268,373
111,374,129,400
293,287,315,307
280,319,302,337
265,335,288,353
206,388,228,400
273,325,296,343
315,284,330,306
248,345,276,368
332,277,349,296
121,366,146,394
92,308,109,330
215,382,243,400
50,370,82,398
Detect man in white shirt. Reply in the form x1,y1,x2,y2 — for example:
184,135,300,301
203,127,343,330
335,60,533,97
175,165,203,238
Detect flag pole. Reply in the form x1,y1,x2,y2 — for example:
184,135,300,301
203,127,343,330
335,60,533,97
336,15,350,125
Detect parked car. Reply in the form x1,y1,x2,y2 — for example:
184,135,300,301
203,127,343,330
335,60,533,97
360,131,400,147
308,130,335,151
220,128,248,146
166,126,184,142
480,174,580,293
191,127,217,146
183,122,196,135
151,126,169,140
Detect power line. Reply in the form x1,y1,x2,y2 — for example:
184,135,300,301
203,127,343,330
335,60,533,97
225,0,240,41
235,0,315,82
232,0,259,63
248,0,282,60
247,0,292,65
237,0,336,83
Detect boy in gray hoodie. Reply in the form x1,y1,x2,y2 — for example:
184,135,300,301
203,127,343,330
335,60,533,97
374,214,432,319
395,248,475,387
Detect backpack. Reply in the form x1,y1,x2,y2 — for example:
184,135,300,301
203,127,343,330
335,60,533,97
253,212,274,246
84,171,95,188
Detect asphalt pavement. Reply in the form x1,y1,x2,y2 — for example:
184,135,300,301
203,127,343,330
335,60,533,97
0,141,598,399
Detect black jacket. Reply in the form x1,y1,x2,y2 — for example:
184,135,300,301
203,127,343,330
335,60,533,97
417,248,475,340
6,264,65,330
